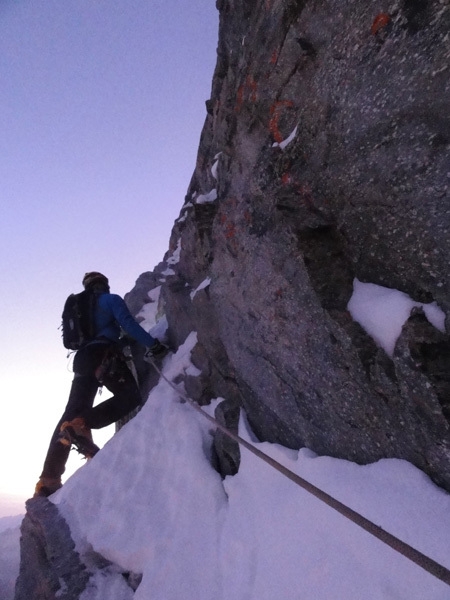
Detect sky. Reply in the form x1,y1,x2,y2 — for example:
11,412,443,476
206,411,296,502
0,0,218,512
1,328,449,599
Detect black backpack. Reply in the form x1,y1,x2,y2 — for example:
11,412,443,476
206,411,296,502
61,290,97,350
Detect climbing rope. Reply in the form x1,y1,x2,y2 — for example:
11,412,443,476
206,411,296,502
146,357,450,587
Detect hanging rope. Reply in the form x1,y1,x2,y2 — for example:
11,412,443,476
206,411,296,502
146,356,450,587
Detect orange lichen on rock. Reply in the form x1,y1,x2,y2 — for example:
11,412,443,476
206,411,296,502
269,100,294,143
371,13,391,35
235,84,245,113
235,76,258,112
225,223,236,239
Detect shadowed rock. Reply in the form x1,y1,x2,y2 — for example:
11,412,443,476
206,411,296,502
14,497,89,600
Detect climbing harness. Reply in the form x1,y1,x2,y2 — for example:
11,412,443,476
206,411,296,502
146,356,450,587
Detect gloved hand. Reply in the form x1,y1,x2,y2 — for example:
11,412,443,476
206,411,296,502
145,340,168,360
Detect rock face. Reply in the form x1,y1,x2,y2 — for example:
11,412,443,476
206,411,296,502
131,0,450,490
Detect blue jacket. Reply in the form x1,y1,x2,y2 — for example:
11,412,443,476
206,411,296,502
94,293,156,348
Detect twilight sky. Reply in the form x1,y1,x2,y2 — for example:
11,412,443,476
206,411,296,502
0,0,218,514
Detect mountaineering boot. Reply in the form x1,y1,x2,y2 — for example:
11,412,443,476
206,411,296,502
59,417,100,459
34,477,62,498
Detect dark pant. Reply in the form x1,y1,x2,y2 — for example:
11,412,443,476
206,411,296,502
40,342,142,480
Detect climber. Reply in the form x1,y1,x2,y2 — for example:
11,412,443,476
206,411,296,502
34,271,168,498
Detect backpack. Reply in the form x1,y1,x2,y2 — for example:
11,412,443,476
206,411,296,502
61,290,97,350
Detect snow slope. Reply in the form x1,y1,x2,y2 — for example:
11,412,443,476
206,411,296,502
49,333,450,600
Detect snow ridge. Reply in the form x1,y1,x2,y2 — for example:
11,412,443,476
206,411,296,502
50,334,450,600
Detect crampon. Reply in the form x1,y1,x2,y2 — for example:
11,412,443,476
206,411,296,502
58,427,100,459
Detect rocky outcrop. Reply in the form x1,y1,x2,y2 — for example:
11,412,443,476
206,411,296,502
15,498,89,600
132,0,450,490
14,498,141,600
